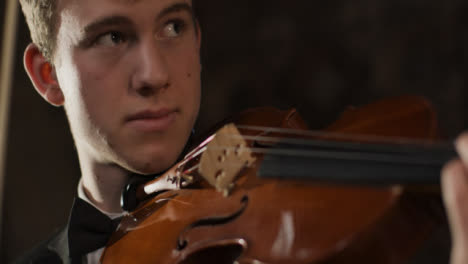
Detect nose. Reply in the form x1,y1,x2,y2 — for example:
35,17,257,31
131,40,170,97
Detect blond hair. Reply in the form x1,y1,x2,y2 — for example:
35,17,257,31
19,0,58,61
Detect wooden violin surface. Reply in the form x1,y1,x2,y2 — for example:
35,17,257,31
101,96,447,264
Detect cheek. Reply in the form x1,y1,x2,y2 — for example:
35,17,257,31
76,54,119,88
74,53,127,107
173,46,201,93
63,55,126,137
180,60,201,113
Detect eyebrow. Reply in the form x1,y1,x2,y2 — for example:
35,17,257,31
156,2,195,21
83,16,132,35
83,2,195,35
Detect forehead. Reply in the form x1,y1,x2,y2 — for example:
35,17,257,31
56,0,193,25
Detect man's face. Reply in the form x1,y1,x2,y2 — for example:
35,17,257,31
53,0,201,174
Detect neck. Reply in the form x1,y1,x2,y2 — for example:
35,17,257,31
77,151,130,214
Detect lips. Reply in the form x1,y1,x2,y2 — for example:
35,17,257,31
125,108,177,132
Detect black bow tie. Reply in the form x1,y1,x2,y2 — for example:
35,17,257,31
68,198,122,259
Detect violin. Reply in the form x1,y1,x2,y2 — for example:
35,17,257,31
101,96,454,263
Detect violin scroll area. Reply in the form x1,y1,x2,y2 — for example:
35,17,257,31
198,124,256,196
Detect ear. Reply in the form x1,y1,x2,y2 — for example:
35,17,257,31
23,43,64,106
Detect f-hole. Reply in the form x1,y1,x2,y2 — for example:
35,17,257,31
178,241,246,264
177,195,249,250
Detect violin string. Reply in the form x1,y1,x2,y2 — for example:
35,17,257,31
202,146,451,166
235,134,454,154
184,134,215,159
176,146,207,173
236,125,453,146
183,164,199,174
178,134,218,170
198,130,454,165
182,159,255,177
181,143,454,177
178,125,455,177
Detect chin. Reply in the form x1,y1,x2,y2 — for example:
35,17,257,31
114,124,193,175
123,151,179,175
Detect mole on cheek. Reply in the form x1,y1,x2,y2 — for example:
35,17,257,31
187,73,192,78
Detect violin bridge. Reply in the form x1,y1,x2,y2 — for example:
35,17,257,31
198,123,256,196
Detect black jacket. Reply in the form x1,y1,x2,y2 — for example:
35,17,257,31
12,226,73,264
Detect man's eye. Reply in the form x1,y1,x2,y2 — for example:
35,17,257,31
160,20,186,38
95,31,126,46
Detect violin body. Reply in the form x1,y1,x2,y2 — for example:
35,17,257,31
102,96,446,263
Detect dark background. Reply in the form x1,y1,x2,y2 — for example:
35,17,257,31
2,0,468,262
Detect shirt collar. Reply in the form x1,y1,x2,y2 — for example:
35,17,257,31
77,178,125,220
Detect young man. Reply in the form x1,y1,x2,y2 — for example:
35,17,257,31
15,0,468,264
17,0,201,263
